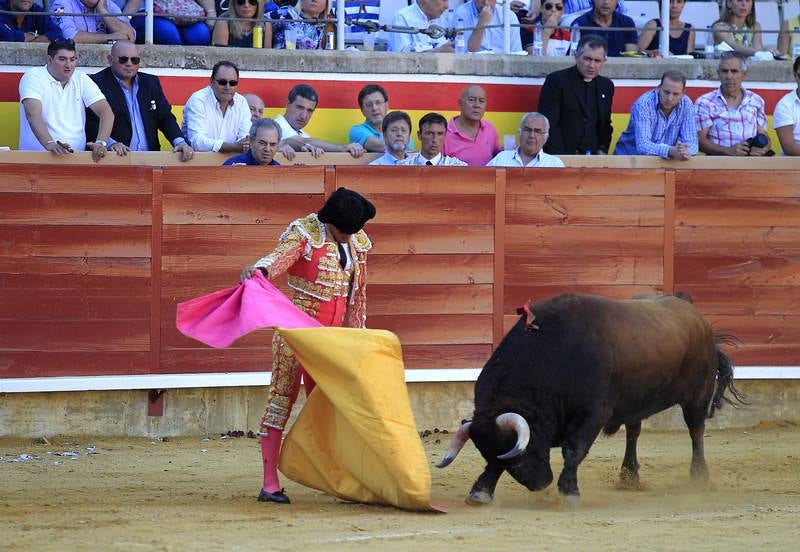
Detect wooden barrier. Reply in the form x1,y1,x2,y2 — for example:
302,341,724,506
1,164,798,383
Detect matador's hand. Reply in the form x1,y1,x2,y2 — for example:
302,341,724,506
240,265,257,282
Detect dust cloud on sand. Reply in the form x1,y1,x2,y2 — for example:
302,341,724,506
2,423,798,551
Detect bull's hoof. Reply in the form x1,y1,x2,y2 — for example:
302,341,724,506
465,490,493,505
617,467,642,490
563,494,580,509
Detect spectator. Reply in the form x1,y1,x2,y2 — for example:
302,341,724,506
86,40,194,161
778,14,800,57
0,0,63,42
18,38,113,162
274,84,366,158
399,112,468,166
538,34,614,154
563,0,625,14
224,118,282,165
487,112,565,167
213,0,266,47
695,52,770,156
388,0,453,53
712,0,772,57
518,1,572,56
265,0,330,49
130,0,213,46
369,110,413,165
638,0,695,56
245,93,265,122
614,70,697,160
773,56,800,155
349,84,389,153
444,85,501,166
455,0,522,53
572,0,637,57
51,0,135,43
181,61,251,152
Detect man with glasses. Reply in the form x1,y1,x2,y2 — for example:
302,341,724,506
19,38,113,162
454,0,522,53
86,40,193,161
0,0,64,42
182,60,251,153
349,84,391,153
444,84,500,166
487,112,565,167
774,56,800,155
614,70,697,160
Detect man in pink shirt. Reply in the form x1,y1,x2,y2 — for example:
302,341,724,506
444,84,501,166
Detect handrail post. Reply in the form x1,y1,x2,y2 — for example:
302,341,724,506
659,0,669,57
145,0,154,45
503,0,511,54
336,0,345,50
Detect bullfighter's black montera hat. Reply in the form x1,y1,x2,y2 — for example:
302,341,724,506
317,187,376,235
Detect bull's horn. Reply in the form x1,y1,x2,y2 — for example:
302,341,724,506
495,413,530,460
435,422,472,468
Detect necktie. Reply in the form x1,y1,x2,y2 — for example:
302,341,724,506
337,242,347,269
425,160,433,166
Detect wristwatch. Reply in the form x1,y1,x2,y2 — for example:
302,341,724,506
95,140,107,148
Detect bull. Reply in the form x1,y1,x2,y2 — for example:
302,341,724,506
438,293,745,505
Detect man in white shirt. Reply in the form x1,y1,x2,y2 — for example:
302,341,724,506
455,0,522,53
399,112,467,166
51,0,135,44
388,0,454,53
275,84,365,158
487,112,566,167
773,56,800,156
18,37,114,163
369,111,412,166
182,61,251,153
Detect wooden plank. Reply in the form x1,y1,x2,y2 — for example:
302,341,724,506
675,255,800,286
0,320,149,351
0,351,151,378
367,194,495,224
505,195,664,226
504,285,660,312
506,168,665,196
682,286,800,317
335,166,497,194
494,168,505,349
0,289,150,320
151,169,163,376
677,170,800,198
0,273,150,290
367,314,493,345
367,284,494,315
158,349,274,374
162,193,324,224
400,344,492,368
367,224,494,255
663,170,675,295
161,224,286,255
0,226,150,257
705,314,800,345
0,194,151,225
676,197,800,227
0,164,152,193
505,225,663,256
505,255,663,285
725,344,800,366
675,226,800,255
159,166,325,193
369,254,494,284
0,256,151,277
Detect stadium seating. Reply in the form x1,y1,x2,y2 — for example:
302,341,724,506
682,1,721,49
757,1,781,48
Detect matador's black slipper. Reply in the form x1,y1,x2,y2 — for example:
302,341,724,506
257,488,291,504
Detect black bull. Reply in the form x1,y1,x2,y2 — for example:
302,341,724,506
438,293,746,505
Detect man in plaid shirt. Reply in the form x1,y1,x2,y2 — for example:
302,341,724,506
695,52,771,156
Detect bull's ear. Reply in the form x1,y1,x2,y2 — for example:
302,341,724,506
515,306,525,316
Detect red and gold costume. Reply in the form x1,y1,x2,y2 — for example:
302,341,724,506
254,213,371,433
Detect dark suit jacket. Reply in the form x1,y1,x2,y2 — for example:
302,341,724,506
86,68,184,150
538,65,614,155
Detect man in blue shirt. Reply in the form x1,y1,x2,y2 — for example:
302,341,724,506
0,0,63,42
614,70,697,160
349,84,389,153
573,0,637,57
224,118,282,166
369,110,413,166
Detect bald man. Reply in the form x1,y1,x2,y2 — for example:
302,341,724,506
443,84,501,166
244,93,265,122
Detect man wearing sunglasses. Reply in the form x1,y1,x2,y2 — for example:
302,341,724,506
182,60,252,153
86,40,194,161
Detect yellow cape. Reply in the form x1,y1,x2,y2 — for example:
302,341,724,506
277,327,440,512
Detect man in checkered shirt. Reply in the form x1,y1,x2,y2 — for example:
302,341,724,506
695,52,771,156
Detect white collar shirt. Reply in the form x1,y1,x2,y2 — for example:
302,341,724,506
487,149,566,167
773,89,800,150
398,152,468,166
18,65,106,151
388,2,450,52
454,1,522,53
181,86,251,152
274,113,311,139
369,151,407,165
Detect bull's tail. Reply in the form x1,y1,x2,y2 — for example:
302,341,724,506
708,334,748,418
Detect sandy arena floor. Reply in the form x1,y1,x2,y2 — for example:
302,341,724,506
1,423,798,551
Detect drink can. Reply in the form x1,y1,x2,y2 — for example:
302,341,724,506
253,25,263,49
326,31,335,50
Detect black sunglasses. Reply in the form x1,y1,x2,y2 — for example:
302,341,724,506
117,56,140,65
215,78,239,87
544,3,564,10
236,0,258,5
52,38,76,47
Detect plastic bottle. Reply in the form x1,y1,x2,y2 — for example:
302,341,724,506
569,24,580,55
533,25,543,56
793,27,800,59
704,26,715,59
455,17,467,53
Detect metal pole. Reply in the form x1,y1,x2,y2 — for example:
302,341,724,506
659,0,669,57
503,0,511,54
145,0,154,45
336,0,345,51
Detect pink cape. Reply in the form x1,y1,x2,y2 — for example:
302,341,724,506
175,271,321,348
